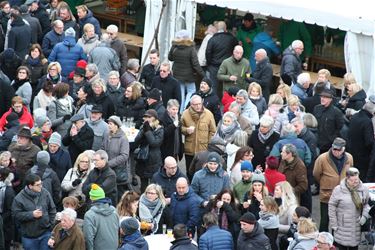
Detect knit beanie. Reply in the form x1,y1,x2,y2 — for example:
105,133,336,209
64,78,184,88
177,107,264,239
240,212,256,224
241,161,253,172
108,115,122,128
201,77,213,88
251,169,265,184
121,217,139,236
266,156,279,169
65,27,76,37
89,184,105,201
48,132,61,146
37,151,50,166
206,152,221,164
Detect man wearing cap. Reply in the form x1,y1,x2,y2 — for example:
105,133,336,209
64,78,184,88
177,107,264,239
27,151,61,206
313,137,353,232
48,131,72,182
9,126,40,190
191,152,230,205
150,61,181,108
82,150,117,206
86,105,108,151
147,88,166,119
348,100,375,181
8,11,32,59
233,160,253,204
119,217,148,250
83,183,119,250
42,20,64,57
12,173,56,250
181,95,216,169
195,77,221,124
62,113,94,164
20,4,42,44
313,88,344,153
25,0,50,38
237,212,271,249
48,27,87,77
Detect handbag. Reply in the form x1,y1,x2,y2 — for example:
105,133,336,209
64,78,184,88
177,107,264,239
135,144,149,161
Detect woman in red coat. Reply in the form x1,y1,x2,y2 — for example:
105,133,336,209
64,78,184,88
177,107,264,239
0,96,33,132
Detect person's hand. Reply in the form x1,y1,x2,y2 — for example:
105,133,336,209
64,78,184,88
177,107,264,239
360,216,368,225
202,201,209,207
72,179,82,187
63,114,71,122
216,201,224,209
143,121,151,132
33,209,43,218
254,191,263,202
165,198,171,205
186,126,195,134
243,201,250,209
47,238,55,248
70,125,78,136
245,37,251,44
229,75,237,81
255,165,263,171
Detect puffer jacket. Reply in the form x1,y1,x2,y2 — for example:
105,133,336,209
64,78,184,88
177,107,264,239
288,232,318,250
313,151,353,203
48,36,87,77
205,31,238,67
86,118,109,151
237,223,271,250
280,46,302,84
328,179,370,247
42,30,64,57
168,39,205,82
346,89,367,111
199,225,233,250
191,166,230,202
181,107,216,155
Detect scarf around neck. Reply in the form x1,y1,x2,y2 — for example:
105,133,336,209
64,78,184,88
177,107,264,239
345,180,363,211
139,194,164,221
258,128,274,143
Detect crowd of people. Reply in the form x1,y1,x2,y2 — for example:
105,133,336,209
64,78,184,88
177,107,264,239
0,1,374,250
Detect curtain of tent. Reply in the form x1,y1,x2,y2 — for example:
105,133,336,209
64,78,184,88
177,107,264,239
345,32,374,95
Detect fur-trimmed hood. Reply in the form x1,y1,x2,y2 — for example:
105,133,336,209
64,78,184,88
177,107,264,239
172,38,195,47
0,172,14,187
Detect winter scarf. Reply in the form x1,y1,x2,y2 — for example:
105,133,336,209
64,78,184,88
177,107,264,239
258,128,274,143
35,89,55,110
139,194,164,233
345,180,363,211
11,78,29,92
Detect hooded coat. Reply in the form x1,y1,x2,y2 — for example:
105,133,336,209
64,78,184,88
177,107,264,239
83,201,119,250
280,46,302,84
118,231,148,250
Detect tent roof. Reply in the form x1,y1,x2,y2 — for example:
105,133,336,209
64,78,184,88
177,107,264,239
193,0,375,36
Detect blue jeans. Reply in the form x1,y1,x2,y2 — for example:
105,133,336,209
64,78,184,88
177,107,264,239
22,231,51,250
180,81,196,113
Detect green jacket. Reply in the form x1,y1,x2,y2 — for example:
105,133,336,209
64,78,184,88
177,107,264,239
278,20,312,57
233,180,252,204
236,24,261,59
217,56,250,91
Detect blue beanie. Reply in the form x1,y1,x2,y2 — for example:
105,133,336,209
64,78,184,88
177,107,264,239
241,161,253,172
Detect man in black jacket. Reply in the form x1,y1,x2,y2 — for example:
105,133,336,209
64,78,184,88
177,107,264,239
205,21,238,93
82,150,117,206
151,61,181,107
237,212,271,250
26,0,50,38
12,173,56,249
140,49,160,90
62,113,94,165
20,4,42,44
8,12,32,59
313,89,344,153
246,49,273,102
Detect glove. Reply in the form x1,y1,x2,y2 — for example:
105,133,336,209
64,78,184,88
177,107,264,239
72,179,82,187
143,121,151,132
360,215,368,226
63,114,71,122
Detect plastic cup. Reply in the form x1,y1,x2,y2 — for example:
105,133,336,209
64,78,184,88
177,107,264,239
167,229,173,238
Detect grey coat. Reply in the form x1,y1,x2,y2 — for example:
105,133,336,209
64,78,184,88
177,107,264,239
47,98,74,138
328,179,370,247
287,233,317,250
88,44,120,80
12,80,32,109
86,118,109,151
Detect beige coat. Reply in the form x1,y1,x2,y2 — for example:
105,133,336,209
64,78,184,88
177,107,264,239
181,107,216,155
313,151,353,203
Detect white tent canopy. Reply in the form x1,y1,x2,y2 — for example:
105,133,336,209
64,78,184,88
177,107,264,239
143,0,375,95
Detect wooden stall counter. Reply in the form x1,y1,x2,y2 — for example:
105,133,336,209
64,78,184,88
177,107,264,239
101,29,143,48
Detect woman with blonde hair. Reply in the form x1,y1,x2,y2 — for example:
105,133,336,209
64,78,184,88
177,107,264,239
259,196,279,250
139,184,166,234
77,23,100,56
345,83,367,111
276,83,292,104
248,82,267,115
117,191,140,222
274,181,298,235
288,217,318,249
275,94,305,133
264,94,284,123
90,78,115,120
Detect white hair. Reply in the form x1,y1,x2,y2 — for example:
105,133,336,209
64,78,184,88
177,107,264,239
291,40,303,49
259,115,274,128
297,73,311,84
106,24,118,33
317,232,334,246
236,89,249,100
61,208,77,221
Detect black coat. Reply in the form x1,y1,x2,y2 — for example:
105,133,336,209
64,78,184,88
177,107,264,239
62,123,94,165
170,236,198,250
237,224,271,250
89,92,115,120
30,5,50,38
0,120,19,151
117,97,146,129
21,13,42,44
196,89,222,124
148,101,166,120
82,164,117,206
151,166,186,198
248,130,280,168
8,17,32,59
42,30,64,57
22,56,48,89
313,103,344,152
348,109,374,180
0,78,15,117
301,94,321,114
346,89,367,111
0,181,15,247
246,57,273,101
159,111,183,160
0,51,22,81
206,32,238,67
107,84,124,113
48,147,72,183
151,74,181,107
140,63,159,90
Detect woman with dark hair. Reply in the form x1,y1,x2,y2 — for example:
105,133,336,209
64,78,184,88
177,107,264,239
11,66,32,110
117,82,147,129
47,83,74,137
33,80,54,111
230,146,254,186
74,84,93,119
22,44,48,94
205,189,240,243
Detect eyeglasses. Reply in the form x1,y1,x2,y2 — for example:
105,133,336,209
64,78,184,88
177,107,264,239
80,160,89,163
160,70,169,73
13,105,23,109
49,68,57,71
146,192,157,195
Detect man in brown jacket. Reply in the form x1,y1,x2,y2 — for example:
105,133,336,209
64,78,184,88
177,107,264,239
181,95,216,171
313,137,353,232
48,208,85,250
279,143,308,202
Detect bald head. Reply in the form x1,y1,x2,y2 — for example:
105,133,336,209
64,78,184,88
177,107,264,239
233,45,244,60
176,177,188,195
216,21,226,32
164,156,178,177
